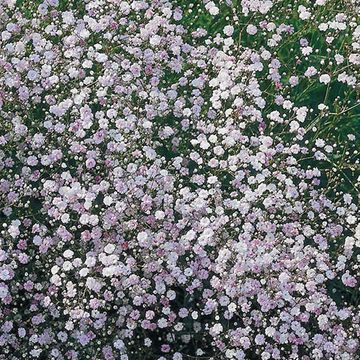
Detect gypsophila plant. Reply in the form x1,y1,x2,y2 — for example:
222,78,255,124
0,0,359,359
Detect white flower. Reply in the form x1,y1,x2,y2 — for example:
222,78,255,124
223,25,234,36
104,243,115,254
298,5,311,20
319,74,331,84
246,25,257,35
63,249,74,258
155,210,165,220
346,215,356,225
210,323,223,336
205,2,219,15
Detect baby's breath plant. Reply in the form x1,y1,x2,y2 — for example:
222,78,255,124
0,0,359,359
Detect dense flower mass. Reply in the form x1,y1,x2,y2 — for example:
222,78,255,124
0,0,359,359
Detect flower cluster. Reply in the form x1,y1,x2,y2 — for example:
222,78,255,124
0,0,359,359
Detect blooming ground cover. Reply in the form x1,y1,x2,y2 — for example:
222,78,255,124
0,0,359,359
